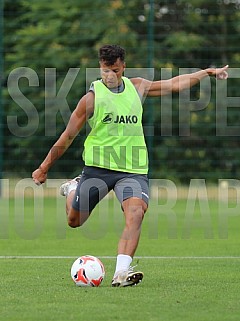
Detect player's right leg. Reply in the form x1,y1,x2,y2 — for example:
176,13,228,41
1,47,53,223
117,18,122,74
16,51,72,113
66,191,90,227
59,167,110,228
60,176,90,227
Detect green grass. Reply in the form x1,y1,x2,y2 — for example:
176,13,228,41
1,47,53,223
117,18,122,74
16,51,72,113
1,195,240,321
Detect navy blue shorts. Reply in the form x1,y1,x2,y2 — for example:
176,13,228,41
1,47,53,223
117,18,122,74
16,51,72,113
72,166,149,213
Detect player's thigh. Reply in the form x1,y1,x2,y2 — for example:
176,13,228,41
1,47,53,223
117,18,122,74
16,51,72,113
72,175,110,213
114,174,149,208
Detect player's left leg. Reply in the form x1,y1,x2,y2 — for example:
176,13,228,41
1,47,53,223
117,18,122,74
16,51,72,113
112,197,148,287
119,196,147,256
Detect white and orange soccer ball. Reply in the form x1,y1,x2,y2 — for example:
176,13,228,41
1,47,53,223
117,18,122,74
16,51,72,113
70,255,105,287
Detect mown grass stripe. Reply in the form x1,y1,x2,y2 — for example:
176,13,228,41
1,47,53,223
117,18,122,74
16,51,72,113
1,256,240,259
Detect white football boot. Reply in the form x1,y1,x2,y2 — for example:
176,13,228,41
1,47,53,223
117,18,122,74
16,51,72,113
111,266,144,287
59,176,81,197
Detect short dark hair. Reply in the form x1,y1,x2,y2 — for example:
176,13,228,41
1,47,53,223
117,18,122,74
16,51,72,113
99,45,125,66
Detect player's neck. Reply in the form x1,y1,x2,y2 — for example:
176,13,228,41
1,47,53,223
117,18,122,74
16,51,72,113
102,80,124,93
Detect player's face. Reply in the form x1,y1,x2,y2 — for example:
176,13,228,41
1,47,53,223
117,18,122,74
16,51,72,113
100,58,126,88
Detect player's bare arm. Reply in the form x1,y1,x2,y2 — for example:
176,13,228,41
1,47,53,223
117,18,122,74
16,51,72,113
32,91,94,185
131,65,228,97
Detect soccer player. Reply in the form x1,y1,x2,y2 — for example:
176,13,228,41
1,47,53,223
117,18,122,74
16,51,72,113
32,44,228,287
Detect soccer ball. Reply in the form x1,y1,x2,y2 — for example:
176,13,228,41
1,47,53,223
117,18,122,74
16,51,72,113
70,255,105,287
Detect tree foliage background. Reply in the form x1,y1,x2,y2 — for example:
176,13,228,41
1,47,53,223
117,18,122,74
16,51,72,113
3,0,240,181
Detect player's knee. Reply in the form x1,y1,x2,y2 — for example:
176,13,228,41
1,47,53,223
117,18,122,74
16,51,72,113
67,209,90,228
67,217,80,228
67,208,81,228
131,203,147,218
125,207,145,228
132,205,144,218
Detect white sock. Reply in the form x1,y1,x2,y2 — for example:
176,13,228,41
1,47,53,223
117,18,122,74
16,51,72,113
114,254,132,277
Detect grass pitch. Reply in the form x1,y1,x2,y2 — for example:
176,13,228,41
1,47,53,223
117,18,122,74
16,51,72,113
0,191,240,321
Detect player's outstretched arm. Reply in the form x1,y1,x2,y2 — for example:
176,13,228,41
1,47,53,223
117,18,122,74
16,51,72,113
32,92,94,185
135,65,229,97
169,65,229,93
